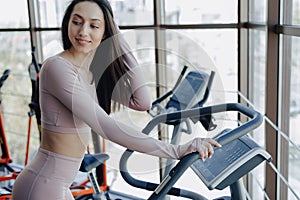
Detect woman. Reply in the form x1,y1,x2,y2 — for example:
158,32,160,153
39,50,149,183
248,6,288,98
12,0,221,199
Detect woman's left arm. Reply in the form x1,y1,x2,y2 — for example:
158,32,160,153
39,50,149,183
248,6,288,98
117,30,152,111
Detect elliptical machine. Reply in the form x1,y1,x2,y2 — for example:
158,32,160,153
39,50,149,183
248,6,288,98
119,66,272,200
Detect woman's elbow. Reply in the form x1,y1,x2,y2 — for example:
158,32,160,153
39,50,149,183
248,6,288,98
139,99,152,111
129,97,152,111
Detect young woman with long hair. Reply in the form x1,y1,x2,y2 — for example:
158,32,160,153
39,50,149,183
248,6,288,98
12,1,221,199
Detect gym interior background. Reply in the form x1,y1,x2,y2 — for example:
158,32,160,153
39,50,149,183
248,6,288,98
0,0,299,199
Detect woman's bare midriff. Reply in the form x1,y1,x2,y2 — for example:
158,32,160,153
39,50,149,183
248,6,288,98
40,129,91,158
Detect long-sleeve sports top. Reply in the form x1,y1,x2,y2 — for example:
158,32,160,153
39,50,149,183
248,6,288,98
40,55,194,159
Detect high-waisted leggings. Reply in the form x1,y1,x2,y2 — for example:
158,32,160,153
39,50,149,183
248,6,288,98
12,148,82,200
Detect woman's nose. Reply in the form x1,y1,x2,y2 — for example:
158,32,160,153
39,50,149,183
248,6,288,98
79,23,88,37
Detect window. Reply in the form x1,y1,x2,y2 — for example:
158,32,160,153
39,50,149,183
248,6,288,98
0,0,29,28
37,0,69,27
249,0,267,23
289,35,300,198
173,29,238,102
249,28,267,199
164,0,237,24
40,31,63,59
0,32,34,164
110,0,154,25
249,29,267,113
292,0,300,25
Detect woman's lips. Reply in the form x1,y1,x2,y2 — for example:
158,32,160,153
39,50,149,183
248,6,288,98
76,38,91,45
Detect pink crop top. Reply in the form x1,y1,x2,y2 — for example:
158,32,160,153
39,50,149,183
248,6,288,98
39,55,189,159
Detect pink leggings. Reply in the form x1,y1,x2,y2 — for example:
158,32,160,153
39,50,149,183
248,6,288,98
12,148,82,200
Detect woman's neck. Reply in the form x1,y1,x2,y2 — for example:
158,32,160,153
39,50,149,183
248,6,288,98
61,48,94,70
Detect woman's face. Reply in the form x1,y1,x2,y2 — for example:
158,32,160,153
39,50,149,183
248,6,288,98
68,1,105,54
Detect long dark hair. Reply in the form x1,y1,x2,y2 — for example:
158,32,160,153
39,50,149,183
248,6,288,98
62,0,129,114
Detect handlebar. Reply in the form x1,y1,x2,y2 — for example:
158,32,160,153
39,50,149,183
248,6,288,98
143,103,262,146
120,103,263,197
0,69,11,89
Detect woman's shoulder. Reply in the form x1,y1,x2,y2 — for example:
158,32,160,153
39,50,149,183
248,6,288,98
43,54,71,68
41,54,79,81
42,54,78,72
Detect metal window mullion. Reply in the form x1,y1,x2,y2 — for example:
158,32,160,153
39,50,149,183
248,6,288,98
278,0,292,199
277,34,291,200
238,0,251,194
265,0,280,199
27,0,42,62
154,0,169,183
238,0,249,105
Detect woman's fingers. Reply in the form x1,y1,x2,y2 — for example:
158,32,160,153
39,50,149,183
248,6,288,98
207,142,214,158
200,147,208,160
195,138,222,161
207,138,222,148
179,137,223,159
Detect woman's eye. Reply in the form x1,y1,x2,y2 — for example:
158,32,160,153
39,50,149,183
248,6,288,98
72,20,81,25
91,25,99,29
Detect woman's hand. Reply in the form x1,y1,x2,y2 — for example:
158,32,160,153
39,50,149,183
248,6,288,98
178,138,222,160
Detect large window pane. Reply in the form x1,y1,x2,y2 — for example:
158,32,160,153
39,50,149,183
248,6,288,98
0,0,29,28
37,0,154,27
289,36,300,199
176,29,238,100
249,29,267,199
165,0,237,24
162,29,238,163
37,0,70,27
110,0,154,25
40,31,63,59
287,0,300,25
249,29,267,113
0,32,37,165
249,0,267,23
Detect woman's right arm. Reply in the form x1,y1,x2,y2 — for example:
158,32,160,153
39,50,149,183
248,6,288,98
42,59,220,160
